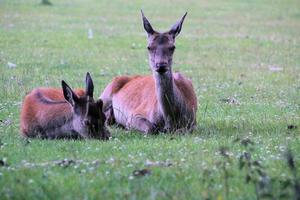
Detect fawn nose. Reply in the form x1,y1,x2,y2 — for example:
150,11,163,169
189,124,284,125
155,63,168,73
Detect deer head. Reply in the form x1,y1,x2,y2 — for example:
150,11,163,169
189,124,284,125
141,10,187,75
62,72,110,140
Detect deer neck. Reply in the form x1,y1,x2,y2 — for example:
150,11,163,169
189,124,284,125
153,70,181,130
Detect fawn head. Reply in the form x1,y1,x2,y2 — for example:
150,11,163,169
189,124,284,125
62,72,110,140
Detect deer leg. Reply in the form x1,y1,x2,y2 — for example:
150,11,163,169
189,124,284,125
127,116,157,134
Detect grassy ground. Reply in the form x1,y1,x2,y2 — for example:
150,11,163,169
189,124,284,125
0,0,299,199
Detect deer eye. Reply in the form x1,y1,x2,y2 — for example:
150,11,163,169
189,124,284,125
147,46,154,51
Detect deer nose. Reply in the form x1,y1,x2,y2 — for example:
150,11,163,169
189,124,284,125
155,63,168,73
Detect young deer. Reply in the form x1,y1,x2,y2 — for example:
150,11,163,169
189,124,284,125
100,11,197,133
20,73,110,139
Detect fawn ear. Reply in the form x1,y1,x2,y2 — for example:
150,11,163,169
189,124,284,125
85,72,94,98
141,10,155,35
169,12,187,38
62,80,79,107
96,99,106,121
85,98,90,116
96,99,103,110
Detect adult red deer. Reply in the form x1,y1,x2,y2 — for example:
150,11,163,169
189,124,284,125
20,73,110,139
100,11,197,133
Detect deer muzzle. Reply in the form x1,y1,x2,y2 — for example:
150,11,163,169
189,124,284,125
155,63,168,73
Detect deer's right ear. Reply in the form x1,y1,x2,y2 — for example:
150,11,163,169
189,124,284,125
62,80,79,107
141,10,154,35
96,99,103,110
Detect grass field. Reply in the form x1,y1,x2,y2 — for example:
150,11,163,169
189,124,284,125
0,0,300,199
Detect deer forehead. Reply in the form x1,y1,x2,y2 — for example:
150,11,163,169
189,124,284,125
148,33,174,46
87,104,101,115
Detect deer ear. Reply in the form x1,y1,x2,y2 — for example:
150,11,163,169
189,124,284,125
169,12,187,38
62,80,79,107
85,72,94,98
141,10,155,35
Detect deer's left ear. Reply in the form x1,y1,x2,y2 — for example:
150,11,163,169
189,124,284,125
169,12,187,38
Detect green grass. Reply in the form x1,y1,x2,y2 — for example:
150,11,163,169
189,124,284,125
0,0,300,199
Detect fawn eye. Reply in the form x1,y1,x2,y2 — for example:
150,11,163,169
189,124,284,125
84,119,91,126
169,46,175,51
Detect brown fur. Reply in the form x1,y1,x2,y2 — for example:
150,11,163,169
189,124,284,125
111,76,140,94
20,88,84,137
100,73,197,133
